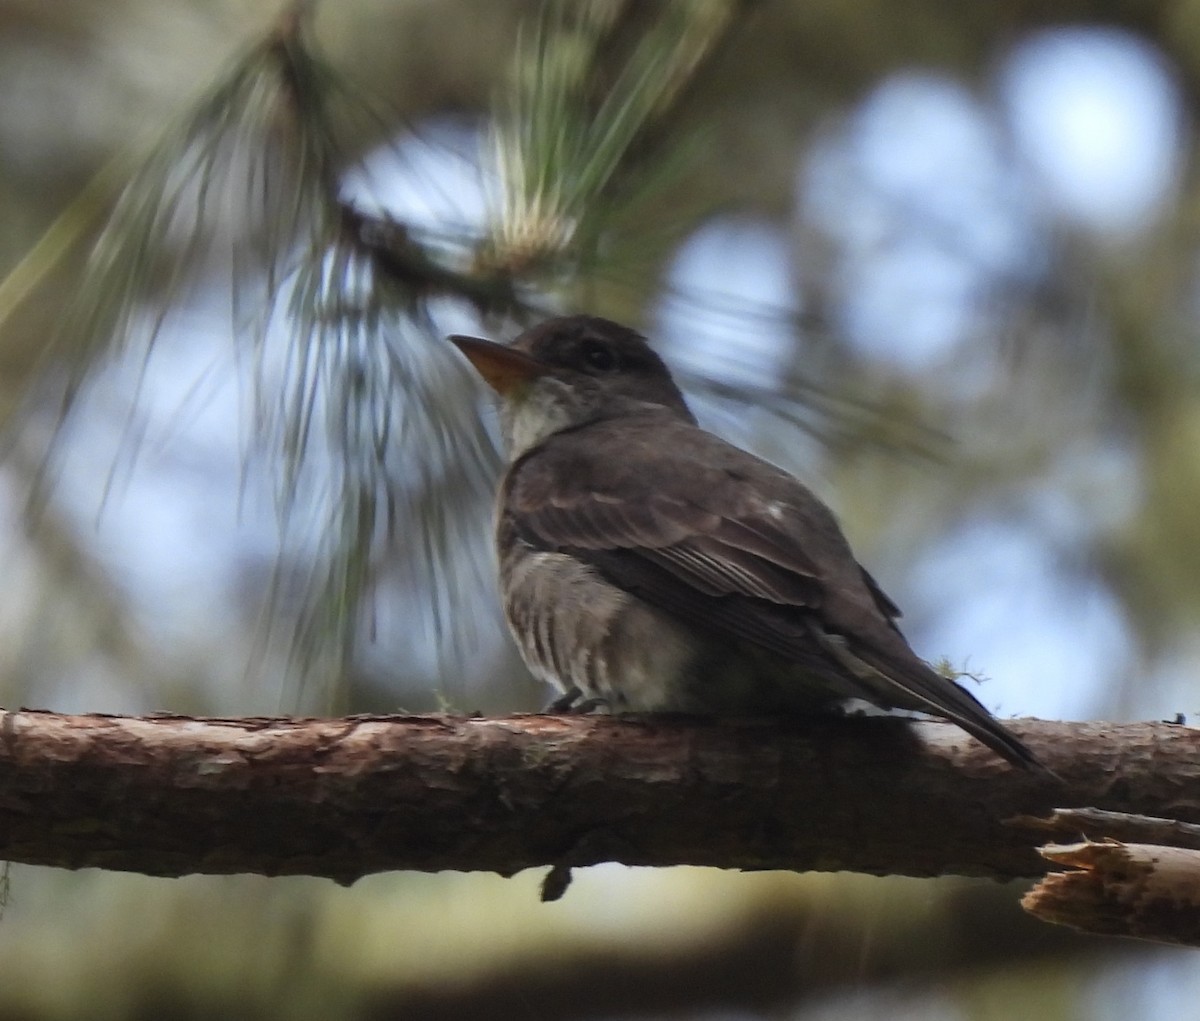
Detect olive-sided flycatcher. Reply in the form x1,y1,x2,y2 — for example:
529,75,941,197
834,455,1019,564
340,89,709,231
450,315,1043,772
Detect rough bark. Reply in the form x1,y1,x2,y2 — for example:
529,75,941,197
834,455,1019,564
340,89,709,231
0,709,1195,885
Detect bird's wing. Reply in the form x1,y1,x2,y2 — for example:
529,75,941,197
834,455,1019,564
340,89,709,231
505,416,890,633
506,416,1045,773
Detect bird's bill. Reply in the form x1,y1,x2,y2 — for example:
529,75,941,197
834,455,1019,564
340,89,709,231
449,335,550,395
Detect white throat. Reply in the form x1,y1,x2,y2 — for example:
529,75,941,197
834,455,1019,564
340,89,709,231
500,378,587,460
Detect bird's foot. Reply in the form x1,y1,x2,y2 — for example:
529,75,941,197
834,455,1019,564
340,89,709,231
543,687,609,714
543,687,582,712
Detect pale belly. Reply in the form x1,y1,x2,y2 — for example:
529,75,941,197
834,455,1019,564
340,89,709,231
499,541,851,714
501,546,696,709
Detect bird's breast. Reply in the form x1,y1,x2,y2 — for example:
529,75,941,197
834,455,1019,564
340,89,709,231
497,530,699,710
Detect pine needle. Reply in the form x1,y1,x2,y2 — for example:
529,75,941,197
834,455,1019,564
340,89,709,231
482,0,752,291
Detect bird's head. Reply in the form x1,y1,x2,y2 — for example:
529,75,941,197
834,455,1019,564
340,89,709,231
450,316,694,457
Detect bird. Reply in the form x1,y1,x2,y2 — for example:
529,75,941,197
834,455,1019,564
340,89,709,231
449,314,1045,772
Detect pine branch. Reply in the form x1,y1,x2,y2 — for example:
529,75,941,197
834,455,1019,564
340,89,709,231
1,710,1193,900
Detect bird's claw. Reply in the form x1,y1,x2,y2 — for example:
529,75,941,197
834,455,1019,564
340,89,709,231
544,686,583,712
543,687,608,714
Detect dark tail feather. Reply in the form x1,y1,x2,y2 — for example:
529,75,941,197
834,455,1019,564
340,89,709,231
856,649,1056,778
940,700,1055,778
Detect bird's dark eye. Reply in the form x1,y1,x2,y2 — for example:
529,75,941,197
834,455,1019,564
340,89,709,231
580,339,618,372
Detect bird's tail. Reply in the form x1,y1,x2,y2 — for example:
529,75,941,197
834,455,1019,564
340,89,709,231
813,628,1054,776
861,650,1053,776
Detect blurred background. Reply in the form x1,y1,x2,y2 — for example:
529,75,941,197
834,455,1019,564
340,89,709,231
1,0,1199,1018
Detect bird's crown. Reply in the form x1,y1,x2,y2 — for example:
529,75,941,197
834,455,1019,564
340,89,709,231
509,315,691,418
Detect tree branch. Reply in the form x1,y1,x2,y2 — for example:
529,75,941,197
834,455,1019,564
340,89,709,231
1024,841,1200,946
0,709,1194,886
